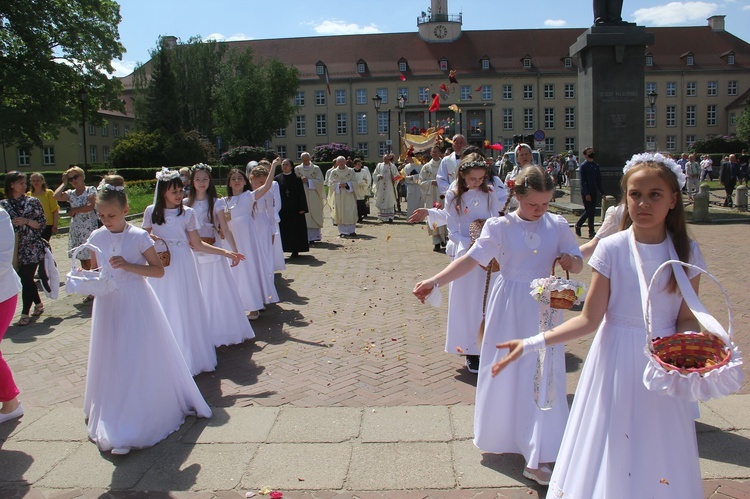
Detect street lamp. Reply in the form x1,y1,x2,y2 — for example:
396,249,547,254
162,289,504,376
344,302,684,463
397,95,406,157
79,88,89,173
372,94,392,153
647,90,658,111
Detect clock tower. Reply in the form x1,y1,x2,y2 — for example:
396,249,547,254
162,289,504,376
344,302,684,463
417,0,463,43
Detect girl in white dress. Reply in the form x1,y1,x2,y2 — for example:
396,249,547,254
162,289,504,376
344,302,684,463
492,155,704,497
224,161,281,316
185,164,255,347
414,165,583,485
248,164,280,304
85,176,211,455
143,170,244,375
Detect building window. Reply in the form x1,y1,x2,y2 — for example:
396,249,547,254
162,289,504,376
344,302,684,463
357,142,369,158
707,81,717,96
544,84,554,99
315,90,326,106
504,138,515,151
686,55,694,66
646,82,656,96
277,128,286,138
316,114,327,136
43,146,55,165
686,105,696,127
407,118,421,134
296,145,307,159
502,108,513,130
502,84,513,100
564,57,572,68
730,113,736,126
357,62,366,74
398,61,407,72
296,115,306,136
686,135,696,148
544,108,555,129
336,113,347,135
707,105,716,126
522,57,531,69
728,81,737,96
523,108,534,130
378,141,389,156
564,83,575,99
376,88,388,104
276,145,287,158
335,89,346,105
316,64,325,75
686,82,696,97
439,59,448,71
356,89,367,105
469,117,482,136
481,85,492,101
565,137,576,152
295,91,305,106
646,107,656,128
565,107,575,129
665,136,676,151
544,137,555,153
377,111,389,133
124,124,130,134
666,82,676,97
645,55,653,66
103,146,110,162
357,112,368,134
460,85,471,101
17,148,30,166
419,87,429,103
89,124,96,135
481,58,490,70
397,87,408,100
523,84,533,100
101,125,109,137
89,145,97,163
727,54,735,65
665,105,676,127
113,124,119,137
645,136,656,150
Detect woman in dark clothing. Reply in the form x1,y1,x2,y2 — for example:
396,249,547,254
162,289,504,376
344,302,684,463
275,159,309,258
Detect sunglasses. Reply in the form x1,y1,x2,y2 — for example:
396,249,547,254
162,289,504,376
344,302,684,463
69,174,81,180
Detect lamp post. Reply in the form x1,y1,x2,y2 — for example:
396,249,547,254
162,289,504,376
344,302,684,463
397,95,406,157
79,88,89,173
372,94,392,154
647,90,658,111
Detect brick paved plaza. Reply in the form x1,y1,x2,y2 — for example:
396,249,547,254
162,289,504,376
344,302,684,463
1,206,749,498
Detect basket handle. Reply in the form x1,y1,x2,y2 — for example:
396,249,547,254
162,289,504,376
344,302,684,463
70,243,104,270
551,257,570,280
646,259,734,348
150,233,170,253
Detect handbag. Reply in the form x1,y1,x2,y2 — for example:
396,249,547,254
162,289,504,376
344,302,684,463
65,243,116,296
632,232,743,402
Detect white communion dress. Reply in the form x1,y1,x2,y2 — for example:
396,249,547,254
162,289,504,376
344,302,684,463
548,229,704,498
189,199,255,347
466,212,581,469
252,187,280,304
84,224,211,452
142,206,217,375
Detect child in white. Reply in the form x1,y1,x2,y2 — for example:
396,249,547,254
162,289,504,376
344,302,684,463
248,164,280,304
492,155,704,497
143,169,244,375
185,164,255,347
414,165,583,485
85,177,211,455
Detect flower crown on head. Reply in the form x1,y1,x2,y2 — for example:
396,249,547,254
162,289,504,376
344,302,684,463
155,167,181,182
192,163,212,172
623,152,686,189
96,179,125,192
459,160,488,172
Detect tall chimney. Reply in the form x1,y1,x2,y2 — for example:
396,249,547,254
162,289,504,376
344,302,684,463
707,15,725,32
162,35,178,49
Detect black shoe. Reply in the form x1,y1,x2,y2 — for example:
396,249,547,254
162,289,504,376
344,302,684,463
588,232,596,239
574,225,582,237
465,355,480,374
349,232,358,237
434,244,442,252
290,251,299,258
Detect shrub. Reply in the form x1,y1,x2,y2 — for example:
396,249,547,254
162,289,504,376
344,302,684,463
311,143,364,163
220,146,268,166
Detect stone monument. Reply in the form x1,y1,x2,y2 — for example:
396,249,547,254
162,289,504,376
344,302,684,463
570,25,654,199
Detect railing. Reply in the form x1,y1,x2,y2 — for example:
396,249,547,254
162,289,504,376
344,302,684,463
416,13,462,25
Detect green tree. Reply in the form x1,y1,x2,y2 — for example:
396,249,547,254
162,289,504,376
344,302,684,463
142,37,181,135
736,107,750,146
213,48,299,146
0,0,125,146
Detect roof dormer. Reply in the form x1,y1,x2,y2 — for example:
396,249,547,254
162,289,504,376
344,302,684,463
356,59,368,75
721,50,735,65
398,57,408,73
480,55,491,70
438,57,449,72
680,51,695,66
521,54,532,69
315,61,326,76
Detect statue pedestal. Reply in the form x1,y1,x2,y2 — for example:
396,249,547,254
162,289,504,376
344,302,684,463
570,26,654,200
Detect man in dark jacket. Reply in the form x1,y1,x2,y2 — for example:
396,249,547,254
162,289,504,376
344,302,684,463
719,154,740,207
575,147,604,238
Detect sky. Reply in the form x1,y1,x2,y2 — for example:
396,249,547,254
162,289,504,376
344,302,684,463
111,0,750,77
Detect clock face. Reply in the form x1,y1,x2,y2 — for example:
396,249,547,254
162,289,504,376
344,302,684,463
433,25,448,39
